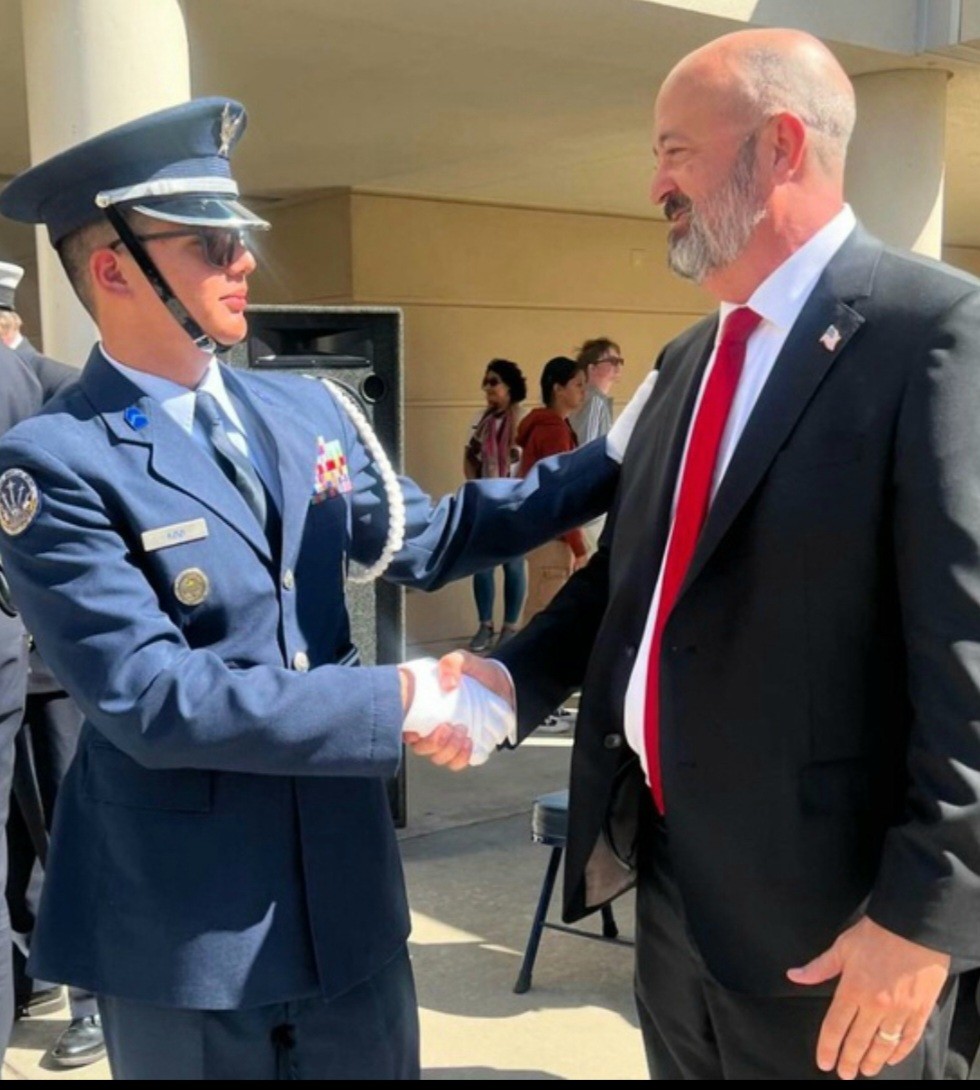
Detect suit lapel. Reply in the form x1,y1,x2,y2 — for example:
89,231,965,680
618,317,717,638
80,351,272,561
679,228,880,595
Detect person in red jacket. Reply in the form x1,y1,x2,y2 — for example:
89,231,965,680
517,356,589,619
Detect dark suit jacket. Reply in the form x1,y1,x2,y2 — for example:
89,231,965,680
498,225,980,996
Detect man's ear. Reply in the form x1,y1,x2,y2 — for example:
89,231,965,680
766,111,807,181
90,246,133,299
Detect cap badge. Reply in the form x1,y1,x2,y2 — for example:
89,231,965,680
218,103,245,158
819,325,842,352
174,567,210,606
0,469,40,537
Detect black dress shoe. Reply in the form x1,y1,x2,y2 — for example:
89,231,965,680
14,985,65,1019
49,1014,106,1069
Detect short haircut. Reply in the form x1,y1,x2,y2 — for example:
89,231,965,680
485,358,527,404
539,355,584,407
738,45,855,169
56,218,118,319
575,337,620,371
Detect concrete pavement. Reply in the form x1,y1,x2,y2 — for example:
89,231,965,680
2,713,647,1080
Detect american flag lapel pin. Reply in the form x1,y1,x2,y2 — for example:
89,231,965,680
819,324,842,352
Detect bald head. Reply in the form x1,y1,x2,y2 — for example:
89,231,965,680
664,29,855,174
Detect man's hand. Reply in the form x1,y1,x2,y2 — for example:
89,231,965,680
436,648,515,706
786,916,950,1080
401,655,515,769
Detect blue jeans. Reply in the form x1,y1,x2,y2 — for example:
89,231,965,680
472,558,526,626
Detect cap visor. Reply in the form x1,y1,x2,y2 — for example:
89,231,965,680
130,195,270,230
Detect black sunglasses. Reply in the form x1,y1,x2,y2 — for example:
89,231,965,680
109,227,250,270
482,376,502,388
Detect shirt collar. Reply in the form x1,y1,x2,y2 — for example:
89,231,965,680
99,347,244,435
719,204,857,334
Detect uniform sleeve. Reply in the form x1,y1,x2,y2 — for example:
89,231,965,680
867,289,980,960
333,385,619,591
0,437,404,779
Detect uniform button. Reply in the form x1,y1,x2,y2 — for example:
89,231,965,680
282,569,295,591
603,734,623,749
292,651,310,672
624,644,636,660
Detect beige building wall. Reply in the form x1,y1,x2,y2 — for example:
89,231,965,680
252,190,712,648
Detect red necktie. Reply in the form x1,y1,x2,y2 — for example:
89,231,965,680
643,306,762,814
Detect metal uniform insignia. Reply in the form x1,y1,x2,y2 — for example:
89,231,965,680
124,405,149,431
174,567,210,606
0,469,40,536
218,103,245,158
142,518,209,553
819,325,842,352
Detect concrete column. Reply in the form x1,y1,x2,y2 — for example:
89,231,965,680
845,68,949,258
19,0,191,365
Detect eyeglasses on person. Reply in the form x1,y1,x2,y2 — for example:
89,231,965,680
482,376,503,388
109,226,252,270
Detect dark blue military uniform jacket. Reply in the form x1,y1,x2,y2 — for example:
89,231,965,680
0,348,616,1010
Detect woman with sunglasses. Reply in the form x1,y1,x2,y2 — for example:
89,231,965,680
463,359,528,652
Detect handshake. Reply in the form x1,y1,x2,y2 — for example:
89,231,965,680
400,651,516,769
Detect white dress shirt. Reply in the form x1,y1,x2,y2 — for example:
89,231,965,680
622,206,857,781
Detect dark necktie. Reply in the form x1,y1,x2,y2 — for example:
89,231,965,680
643,306,762,814
194,390,268,529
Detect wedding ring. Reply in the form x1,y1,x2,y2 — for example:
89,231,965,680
876,1028,903,1044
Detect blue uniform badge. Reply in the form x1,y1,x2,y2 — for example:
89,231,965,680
0,468,40,536
313,437,352,502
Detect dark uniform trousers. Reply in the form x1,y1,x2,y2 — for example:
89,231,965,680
632,793,958,1080
0,613,28,1056
7,660,95,1020
98,947,419,1080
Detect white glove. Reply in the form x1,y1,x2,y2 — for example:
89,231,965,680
401,658,516,766
605,367,658,463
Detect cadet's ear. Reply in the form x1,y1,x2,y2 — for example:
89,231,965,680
90,245,133,299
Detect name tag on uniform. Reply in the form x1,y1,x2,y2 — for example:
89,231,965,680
141,518,209,553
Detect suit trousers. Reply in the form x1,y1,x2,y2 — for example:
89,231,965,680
632,799,957,1080
98,945,419,1080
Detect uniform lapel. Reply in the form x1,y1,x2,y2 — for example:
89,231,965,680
80,350,272,561
679,228,880,595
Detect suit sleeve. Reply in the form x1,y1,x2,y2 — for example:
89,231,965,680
867,289,980,959
493,491,621,739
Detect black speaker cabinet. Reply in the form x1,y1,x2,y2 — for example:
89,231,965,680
224,305,407,827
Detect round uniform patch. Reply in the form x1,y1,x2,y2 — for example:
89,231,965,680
0,469,40,536
174,567,210,607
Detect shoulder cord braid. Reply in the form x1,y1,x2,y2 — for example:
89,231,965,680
319,377,405,583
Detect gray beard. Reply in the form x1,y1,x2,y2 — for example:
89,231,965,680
667,141,767,283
